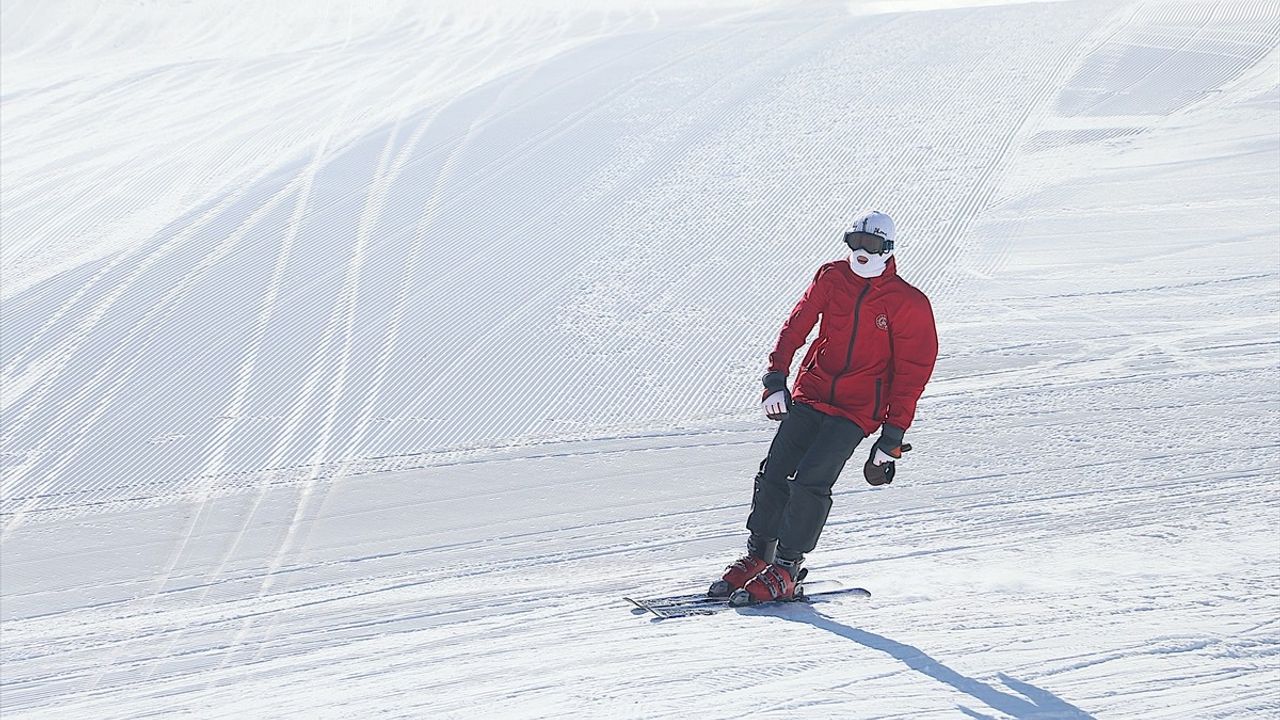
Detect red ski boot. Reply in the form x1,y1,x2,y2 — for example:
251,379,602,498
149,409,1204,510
707,554,768,597
729,558,805,606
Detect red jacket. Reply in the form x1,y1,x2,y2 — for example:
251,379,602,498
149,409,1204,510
768,257,938,438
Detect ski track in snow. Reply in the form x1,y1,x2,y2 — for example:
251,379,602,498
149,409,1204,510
2,0,1279,718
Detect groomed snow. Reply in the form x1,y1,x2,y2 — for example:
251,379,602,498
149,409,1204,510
2,1,1278,718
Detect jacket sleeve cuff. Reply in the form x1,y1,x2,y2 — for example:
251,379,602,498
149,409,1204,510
878,424,906,448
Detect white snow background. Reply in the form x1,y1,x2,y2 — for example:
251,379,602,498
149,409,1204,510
2,0,1278,717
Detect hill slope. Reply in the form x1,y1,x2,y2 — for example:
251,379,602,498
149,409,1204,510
2,1,1278,718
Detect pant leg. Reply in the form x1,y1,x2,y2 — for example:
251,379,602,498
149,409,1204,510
745,404,822,540
776,412,865,555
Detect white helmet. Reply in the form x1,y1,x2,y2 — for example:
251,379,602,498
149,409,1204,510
844,210,896,278
845,210,896,253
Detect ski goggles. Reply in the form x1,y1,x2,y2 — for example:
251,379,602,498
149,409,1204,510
843,230,894,255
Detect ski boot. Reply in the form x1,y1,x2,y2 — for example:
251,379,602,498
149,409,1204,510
708,535,777,597
707,555,767,598
728,556,805,607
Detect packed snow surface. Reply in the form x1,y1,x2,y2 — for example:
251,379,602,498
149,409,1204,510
2,0,1278,717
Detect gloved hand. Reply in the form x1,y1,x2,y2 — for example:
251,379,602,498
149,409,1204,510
863,426,911,486
761,371,792,421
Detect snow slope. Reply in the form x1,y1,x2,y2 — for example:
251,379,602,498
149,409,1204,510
2,0,1278,718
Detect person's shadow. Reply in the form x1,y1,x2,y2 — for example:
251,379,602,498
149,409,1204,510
761,605,1097,719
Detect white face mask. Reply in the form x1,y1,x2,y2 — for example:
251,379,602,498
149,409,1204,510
849,250,890,278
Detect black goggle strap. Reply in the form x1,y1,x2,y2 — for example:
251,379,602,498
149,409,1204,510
843,231,893,254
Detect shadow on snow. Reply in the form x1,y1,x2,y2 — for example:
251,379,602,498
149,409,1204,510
765,606,1096,720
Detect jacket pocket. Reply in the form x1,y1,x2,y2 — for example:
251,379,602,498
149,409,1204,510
802,337,826,373
874,378,882,423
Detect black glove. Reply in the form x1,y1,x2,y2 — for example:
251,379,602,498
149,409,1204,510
761,371,792,421
863,426,911,486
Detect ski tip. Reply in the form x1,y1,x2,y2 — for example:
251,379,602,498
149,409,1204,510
623,597,672,620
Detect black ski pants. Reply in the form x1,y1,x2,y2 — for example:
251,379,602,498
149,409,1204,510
746,402,865,556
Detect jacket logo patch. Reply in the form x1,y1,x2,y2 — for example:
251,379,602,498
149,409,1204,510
876,313,889,331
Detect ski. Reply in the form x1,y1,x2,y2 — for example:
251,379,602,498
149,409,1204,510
625,586,870,620
624,577,845,612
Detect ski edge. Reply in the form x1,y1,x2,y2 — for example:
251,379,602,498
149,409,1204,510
625,586,871,620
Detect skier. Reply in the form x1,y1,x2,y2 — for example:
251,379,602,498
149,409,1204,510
711,210,939,606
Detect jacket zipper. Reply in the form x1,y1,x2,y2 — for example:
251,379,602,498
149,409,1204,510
829,283,871,404
874,378,882,421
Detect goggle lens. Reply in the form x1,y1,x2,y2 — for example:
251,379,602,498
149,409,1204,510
844,231,891,254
